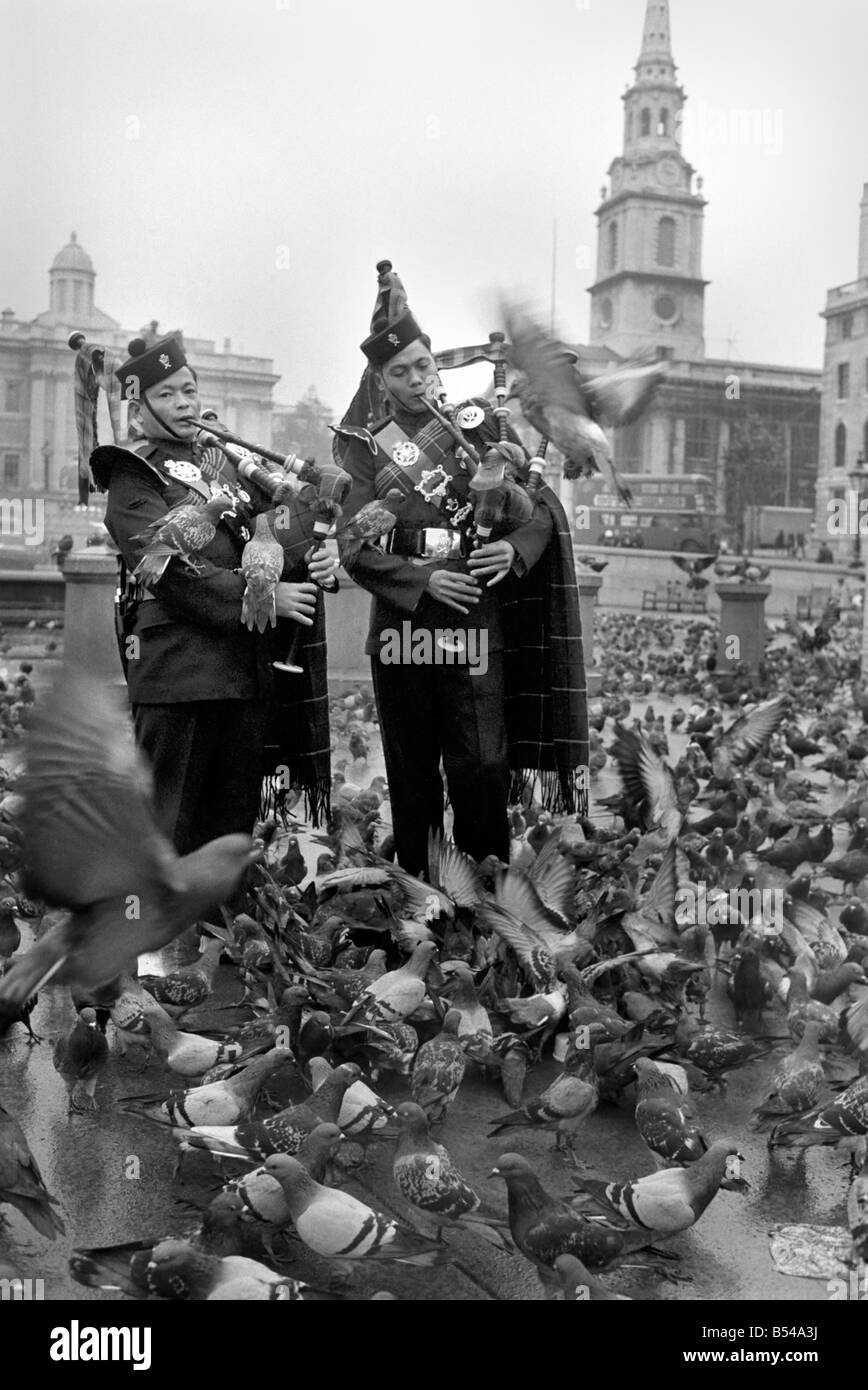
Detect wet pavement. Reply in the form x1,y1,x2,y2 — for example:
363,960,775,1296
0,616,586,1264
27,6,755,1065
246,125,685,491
0,648,863,1301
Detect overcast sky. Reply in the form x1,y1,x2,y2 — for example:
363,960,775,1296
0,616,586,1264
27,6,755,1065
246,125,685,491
3,0,867,410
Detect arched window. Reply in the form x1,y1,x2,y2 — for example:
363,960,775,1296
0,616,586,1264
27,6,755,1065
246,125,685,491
657,216,676,267
835,422,847,468
640,108,651,137
608,222,619,270
658,108,669,136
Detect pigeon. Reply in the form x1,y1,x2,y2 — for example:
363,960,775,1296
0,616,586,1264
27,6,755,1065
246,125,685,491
227,1124,347,1228
671,1019,775,1087
177,1063,361,1161
768,1073,868,1158
571,1139,746,1235
120,1046,294,1129
670,555,716,590
750,1022,827,1131
144,1237,315,1300
0,1103,65,1239
240,511,284,632
52,1007,109,1113
634,1057,709,1167
488,1033,600,1153
503,300,666,505
132,493,240,585
340,940,438,1026
264,1154,444,1265
137,932,228,1015
0,669,260,1014
144,1010,243,1079
410,1010,466,1123
392,1103,512,1250
307,1056,395,1138
489,1153,669,1295
729,947,771,1029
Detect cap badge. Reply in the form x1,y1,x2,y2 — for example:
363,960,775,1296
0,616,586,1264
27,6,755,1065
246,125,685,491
387,332,400,347
163,460,203,484
392,441,420,468
158,353,171,370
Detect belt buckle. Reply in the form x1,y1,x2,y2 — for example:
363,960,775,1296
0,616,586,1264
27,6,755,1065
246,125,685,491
423,528,455,560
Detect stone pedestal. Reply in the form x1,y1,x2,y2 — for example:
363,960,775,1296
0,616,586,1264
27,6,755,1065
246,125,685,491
715,579,772,675
62,547,125,686
575,569,603,696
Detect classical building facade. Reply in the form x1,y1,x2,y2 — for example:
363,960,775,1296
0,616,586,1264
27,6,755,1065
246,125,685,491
0,235,279,545
813,185,868,559
583,1,820,533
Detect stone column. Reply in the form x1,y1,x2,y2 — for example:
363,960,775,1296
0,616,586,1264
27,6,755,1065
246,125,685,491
28,374,46,490
52,376,67,491
575,569,603,696
62,547,125,687
715,579,772,676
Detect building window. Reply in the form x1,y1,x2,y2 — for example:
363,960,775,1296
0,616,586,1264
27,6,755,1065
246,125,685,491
616,421,642,466
842,314,853,339
658,108,669,136
626,111,633,140
657,216,676,267
835,422,847,467
838,363,850,399
640,108,651,136
4,382,21,413
654,292,679,323
599,296,613,329
608,223,618,270
685,417,712,464
3,453,19,486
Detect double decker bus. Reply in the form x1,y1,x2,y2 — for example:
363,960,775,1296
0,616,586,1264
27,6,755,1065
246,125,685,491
572,473,721,552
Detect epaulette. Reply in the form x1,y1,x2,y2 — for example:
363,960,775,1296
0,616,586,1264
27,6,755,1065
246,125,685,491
90,442,167,493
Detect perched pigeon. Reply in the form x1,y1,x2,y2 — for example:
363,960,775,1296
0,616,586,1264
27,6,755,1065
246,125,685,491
240,511,284,632
489,1153,669,1295
120,1046,294,1129
634,1057,709,1168
308,1055,395,1138
0,1103,65,1239
489,1034,600,1154
410,1010,466,1123
750,1023,827,1131
52,1007,109,1113
571,1138,746,1235
392,1103,512,1250
264,1154,444,1265
768,1072,868,1162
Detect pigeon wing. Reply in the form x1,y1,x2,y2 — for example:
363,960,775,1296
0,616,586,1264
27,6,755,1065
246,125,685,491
718,695,789,765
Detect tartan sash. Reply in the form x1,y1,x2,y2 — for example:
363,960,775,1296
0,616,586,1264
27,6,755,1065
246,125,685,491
335,411,469,516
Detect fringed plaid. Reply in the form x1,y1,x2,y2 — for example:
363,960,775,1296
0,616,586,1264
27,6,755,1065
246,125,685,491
72,342,122,502
434,342,509,371
500,484,588,817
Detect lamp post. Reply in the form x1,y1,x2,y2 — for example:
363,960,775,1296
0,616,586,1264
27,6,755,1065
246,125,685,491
847,452,867,569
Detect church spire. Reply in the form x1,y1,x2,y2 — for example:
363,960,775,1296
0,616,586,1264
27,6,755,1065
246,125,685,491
638,0,674,67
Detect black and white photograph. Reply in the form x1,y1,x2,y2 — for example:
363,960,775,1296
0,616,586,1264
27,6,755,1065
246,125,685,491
0,0,866,1342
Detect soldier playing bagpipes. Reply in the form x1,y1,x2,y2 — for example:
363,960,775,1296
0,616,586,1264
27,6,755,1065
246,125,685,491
334,262,588,876
80,331,336,856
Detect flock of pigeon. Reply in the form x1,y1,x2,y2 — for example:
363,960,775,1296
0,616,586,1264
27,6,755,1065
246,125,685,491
0,599,866,1300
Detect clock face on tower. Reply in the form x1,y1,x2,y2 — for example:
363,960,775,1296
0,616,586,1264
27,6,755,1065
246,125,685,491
657,157,680,187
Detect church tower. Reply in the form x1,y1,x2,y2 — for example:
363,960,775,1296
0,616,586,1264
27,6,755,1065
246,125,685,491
588,0,708,360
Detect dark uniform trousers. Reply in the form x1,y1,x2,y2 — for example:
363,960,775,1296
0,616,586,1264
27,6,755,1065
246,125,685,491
133,700,269,857
372,647,510,876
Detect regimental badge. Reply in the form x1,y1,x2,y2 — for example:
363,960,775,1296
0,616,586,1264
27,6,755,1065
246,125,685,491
416,466,449,502
159,353,171,370
208,481,233,500
387,333,400,347
392,441,420,468
456,404,485,430
163,460,203,484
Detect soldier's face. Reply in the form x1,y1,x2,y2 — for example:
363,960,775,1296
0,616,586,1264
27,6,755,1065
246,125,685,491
141,367,201,441
378,339,437,414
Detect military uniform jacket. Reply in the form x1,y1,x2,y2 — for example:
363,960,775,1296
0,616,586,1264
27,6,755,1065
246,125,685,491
337,402,553,656
102,439,274,705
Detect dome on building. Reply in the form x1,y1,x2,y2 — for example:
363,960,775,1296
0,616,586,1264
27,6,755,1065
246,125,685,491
50,232,94,275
